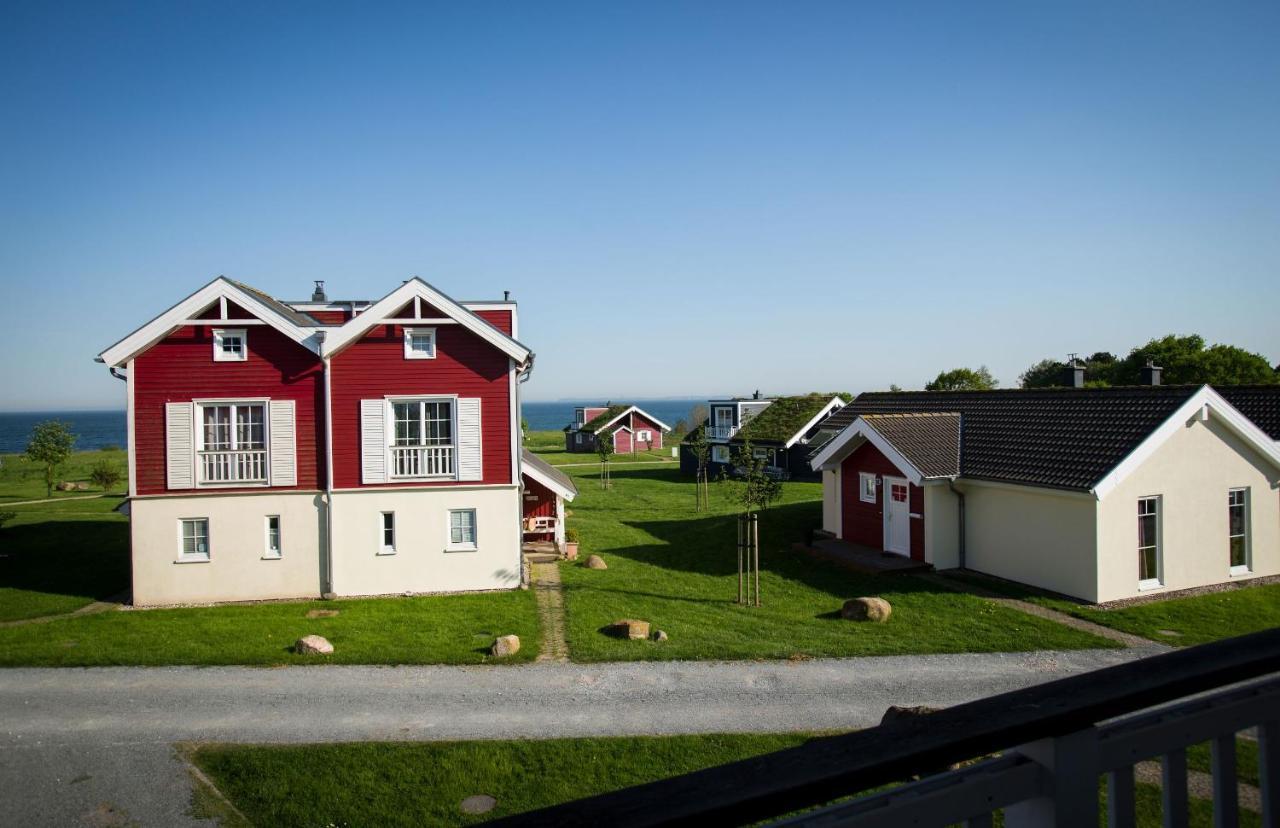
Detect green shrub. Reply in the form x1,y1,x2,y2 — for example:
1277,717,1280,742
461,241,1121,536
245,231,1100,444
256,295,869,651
565,527,580,544
89,459,123,491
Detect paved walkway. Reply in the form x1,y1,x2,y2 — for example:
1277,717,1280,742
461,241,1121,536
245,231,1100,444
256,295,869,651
0,493,107,507
0,647,1166,825
530,562,568,662
548,459,675,468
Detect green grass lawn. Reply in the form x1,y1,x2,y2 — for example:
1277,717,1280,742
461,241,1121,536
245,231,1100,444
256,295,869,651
525,429,677,466
190,733,1260,827
555,466,1116,661
0,448,128,502
942,570,1280,647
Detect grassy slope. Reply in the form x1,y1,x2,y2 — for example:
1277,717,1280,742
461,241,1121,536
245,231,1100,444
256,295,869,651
524,430,677,466
0,448,128,503
554,465,1115,662
943,570,1280,647
193,734,812,827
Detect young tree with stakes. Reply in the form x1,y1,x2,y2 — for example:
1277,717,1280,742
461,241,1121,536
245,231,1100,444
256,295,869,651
25,420,76,498
596,429,614,490
721,438,782,607
687,426,712,511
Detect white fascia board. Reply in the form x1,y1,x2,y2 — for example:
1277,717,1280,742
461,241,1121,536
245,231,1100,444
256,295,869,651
322,278,531,364
808,416,925,485
784,396,849,449
1091,385,1280,501
98,277,319,367
521,461,577,502
592,405,674,434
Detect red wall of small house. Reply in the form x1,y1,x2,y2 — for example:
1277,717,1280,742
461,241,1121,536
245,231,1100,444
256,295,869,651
629,412,664,451
133,324,324,495
306,310,348,325
613,428,633,454
522,476,557,520
473,309,513,336
329,319,514,489
839,441,924,560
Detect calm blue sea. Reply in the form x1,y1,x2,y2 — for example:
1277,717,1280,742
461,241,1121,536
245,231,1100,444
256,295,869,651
0,411,128,454
0,401,702,453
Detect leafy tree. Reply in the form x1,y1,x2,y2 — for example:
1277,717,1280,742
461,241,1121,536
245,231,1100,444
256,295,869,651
595,430,614,489
89,459,123,491
1020,352,1120,388
686,426,712,511
720,438,782,607
688,404,709,430
925,366,997,392
888,384,903,392
1021,336,1278,388
25,420,76,498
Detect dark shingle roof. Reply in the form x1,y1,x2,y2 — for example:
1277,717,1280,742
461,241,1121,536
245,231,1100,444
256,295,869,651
816,386,1205,490
224,278,323,327
861,413,961,478
521,448,577,498
735,394,845,444
1216,385,1280,440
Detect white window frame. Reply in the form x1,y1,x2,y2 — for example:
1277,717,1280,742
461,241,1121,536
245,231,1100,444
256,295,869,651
379,511,396,555
212,328,248,362
264,515,282,560
193,398,270,487
637,429,652,442
859,472,877,503
1137,495,1162,590
1228,487,1251,575
711,445,730,464
178,517,210,563
387,396,457,479
403,327,437,360
446,508,478,552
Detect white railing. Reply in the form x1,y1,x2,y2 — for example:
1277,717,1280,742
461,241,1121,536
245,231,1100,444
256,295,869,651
707,425,737,440
390,445,454,478
199,450,267,484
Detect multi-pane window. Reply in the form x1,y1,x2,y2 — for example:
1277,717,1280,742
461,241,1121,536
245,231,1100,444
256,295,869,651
1229,488,1249,571
380,512,396,553
199,403,267,483
391,400,454,477
180,518,210,562
448,509,477,550
213,329,247,362
859,472,877,503
711,445,730,464
404,328,436,359
1138,496,1160,585
265,515,281,559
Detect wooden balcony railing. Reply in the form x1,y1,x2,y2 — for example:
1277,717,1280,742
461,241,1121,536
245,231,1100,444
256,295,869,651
390,445,454,478
198,450,267,484
490,627,1280,827
707,425,738,441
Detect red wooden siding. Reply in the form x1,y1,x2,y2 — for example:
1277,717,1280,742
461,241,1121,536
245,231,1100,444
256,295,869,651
473,309,513,336
306,310,347,325
522,476,557,520
839,441,924,559
613,428,633,454
133,324,324,495
329,322,513,488
628,412,664,451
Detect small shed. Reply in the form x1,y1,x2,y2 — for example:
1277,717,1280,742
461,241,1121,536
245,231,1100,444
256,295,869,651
520,448,578,550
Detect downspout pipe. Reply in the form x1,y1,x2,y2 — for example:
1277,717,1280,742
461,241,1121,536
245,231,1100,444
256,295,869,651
515,355,534,586
318,332,336,598
947,478,966,570
109,366,127,382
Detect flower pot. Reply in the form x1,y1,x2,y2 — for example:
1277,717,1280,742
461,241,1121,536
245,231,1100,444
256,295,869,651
564,542,579,560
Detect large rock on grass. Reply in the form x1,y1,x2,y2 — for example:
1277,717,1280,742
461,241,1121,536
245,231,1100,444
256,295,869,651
491,634,521,657
294,634,334,655
841,597,892,623
609,619,650,640
585,555,608,570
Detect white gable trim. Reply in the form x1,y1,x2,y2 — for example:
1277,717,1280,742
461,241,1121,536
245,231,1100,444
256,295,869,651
809,416,927,485
592,405,673,435
321,278,531,364
98,277,319,367
1091,385,1280,501
522,462,576,502
784,396,849,448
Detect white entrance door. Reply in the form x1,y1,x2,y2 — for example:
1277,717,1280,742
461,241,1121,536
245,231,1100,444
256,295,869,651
883,476,910,555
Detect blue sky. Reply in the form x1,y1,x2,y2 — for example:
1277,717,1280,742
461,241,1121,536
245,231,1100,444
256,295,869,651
1,1,1277,410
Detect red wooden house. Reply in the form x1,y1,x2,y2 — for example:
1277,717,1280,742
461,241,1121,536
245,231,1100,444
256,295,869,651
563,404,671,453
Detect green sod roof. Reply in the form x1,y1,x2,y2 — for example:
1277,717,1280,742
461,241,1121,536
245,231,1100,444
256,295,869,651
734,394,846,443
583,404,631,432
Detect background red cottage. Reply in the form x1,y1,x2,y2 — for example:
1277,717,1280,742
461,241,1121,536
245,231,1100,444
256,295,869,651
625,411,665,451
133,304,324,495
839,440,925,561
329,301,514,489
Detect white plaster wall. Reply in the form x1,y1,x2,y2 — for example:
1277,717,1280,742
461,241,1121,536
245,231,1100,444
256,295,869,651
1096,415,1280,603
330,485,523,596
924,484,960,569
131,493,324,606
961,482,1099,602
821,467,842,536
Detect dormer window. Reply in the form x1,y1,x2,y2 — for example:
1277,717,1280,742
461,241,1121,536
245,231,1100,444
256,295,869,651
404,328,436,360
213,329,247,362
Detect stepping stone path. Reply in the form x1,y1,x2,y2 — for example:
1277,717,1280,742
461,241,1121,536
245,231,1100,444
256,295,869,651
530,562,568,663
306,609,339,619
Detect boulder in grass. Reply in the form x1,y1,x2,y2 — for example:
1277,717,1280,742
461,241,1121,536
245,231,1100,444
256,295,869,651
651,629,668,643
841,597,892,623
585,555,608,570
491,634,521,657
294,634,334,655
609,619,650,640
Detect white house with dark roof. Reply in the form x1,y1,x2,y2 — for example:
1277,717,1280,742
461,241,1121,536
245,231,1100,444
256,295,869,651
810,385,1280,604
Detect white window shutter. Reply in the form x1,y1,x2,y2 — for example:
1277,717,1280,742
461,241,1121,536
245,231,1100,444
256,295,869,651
361,399,387,484
269,400,297,487
165,402,195,490
457,398,483,481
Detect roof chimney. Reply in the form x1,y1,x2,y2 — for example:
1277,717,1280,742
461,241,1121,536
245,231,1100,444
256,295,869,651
1063,355,1086,388
311,280,327,302
503,290,510,301
753,389,761,400
1141,360,1162,386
